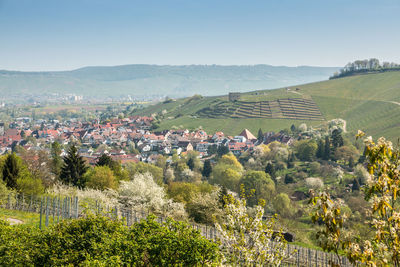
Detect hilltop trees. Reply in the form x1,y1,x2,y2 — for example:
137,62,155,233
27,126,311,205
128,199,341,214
331,58,400,79
60,145,88,188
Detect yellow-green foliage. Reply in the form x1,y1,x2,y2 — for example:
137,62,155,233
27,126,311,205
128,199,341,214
84,166,117,190
125,161,163,185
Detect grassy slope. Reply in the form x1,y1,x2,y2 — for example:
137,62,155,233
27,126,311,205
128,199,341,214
133,72,400,139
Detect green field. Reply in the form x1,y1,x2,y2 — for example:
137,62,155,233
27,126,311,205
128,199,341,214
133,72,400,140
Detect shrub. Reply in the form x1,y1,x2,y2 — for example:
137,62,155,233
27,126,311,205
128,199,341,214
305,177,324,190
0,214,221,266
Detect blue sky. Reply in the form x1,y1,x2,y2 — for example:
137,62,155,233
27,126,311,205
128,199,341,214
0,0,399,71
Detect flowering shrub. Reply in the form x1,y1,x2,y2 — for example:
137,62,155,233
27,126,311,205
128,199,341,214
305,177,324,190
311,132,400,266
215,188,290,266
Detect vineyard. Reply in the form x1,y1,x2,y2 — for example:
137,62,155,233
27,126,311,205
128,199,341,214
196,98,324,120
1,194,353,267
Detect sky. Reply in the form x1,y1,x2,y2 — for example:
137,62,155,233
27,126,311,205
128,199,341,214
0,0,399,71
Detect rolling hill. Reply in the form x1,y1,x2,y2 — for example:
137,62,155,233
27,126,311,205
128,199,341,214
133,72,400,140
0,65,338,99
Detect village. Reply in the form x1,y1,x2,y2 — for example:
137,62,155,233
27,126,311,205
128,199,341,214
0,116,294,163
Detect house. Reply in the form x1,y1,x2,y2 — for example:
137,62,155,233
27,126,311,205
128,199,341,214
238,129,257,141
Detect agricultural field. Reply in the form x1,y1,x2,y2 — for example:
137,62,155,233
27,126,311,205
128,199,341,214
133,72,400,140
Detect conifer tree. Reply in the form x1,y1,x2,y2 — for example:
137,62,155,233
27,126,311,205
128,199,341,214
331,129,344,149
316,139,325,159
60,145,88,188
323,136,331,160
202,159,212,178
257,128,264,142
264,162,276,179
96,153,114,168
187,157,195,171
2,153,20,188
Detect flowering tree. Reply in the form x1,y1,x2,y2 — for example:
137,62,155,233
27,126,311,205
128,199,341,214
215,187,289,266
311,131,400,266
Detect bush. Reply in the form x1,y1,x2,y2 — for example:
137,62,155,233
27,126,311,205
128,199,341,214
305,177,324,190
16,176,44,195
0,214,221,266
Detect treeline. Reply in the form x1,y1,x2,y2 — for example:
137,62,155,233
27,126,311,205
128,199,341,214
330,58,400,79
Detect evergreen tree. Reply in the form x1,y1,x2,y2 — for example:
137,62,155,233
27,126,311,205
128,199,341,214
284,173,295,184
96,153,114,167
217,145,229,157
348,156,355,169
51,141,63,177
264,162,276,179
316,139,325,159
2,153,20,188
187,157,195,171
60,145,88,188
352,178,360,191
202,159,212,178
331,129,344,149
257,128,264,142
323,136,331,160
290,124,296,133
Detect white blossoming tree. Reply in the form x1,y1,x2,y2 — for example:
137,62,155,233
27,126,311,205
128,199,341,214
215,187,289,266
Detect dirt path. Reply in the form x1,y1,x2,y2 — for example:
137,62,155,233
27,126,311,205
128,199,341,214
388,101,400,106
6,218,23,225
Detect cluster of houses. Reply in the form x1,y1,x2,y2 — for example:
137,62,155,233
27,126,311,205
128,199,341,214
0,116,294,163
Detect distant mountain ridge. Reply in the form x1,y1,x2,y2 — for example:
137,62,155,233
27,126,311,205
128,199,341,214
0,64,339,99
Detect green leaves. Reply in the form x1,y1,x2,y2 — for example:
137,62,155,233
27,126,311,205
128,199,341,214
0,214,221,266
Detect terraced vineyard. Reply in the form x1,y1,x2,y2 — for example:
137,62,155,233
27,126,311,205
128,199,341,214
196,98,324,120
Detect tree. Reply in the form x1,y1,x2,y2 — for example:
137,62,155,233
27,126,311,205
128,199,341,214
273,193,293,218
215,189,289,266
257,128,263,142
187,157,195,171
310,132,400,265
294,140,317,161
331,129,344,149
351,178,360,191
125,162,163,185
316,139,325,159
84,166,117,190
290,124,296,133
217,145,229,157
211,154,243,191
202,159,212,178
241,171,275,205
323,136,331,160
96,153,114,168
264,162,276,179
60,145,88,188
2,153,20,189
95,153,125,180
50,142,63,177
